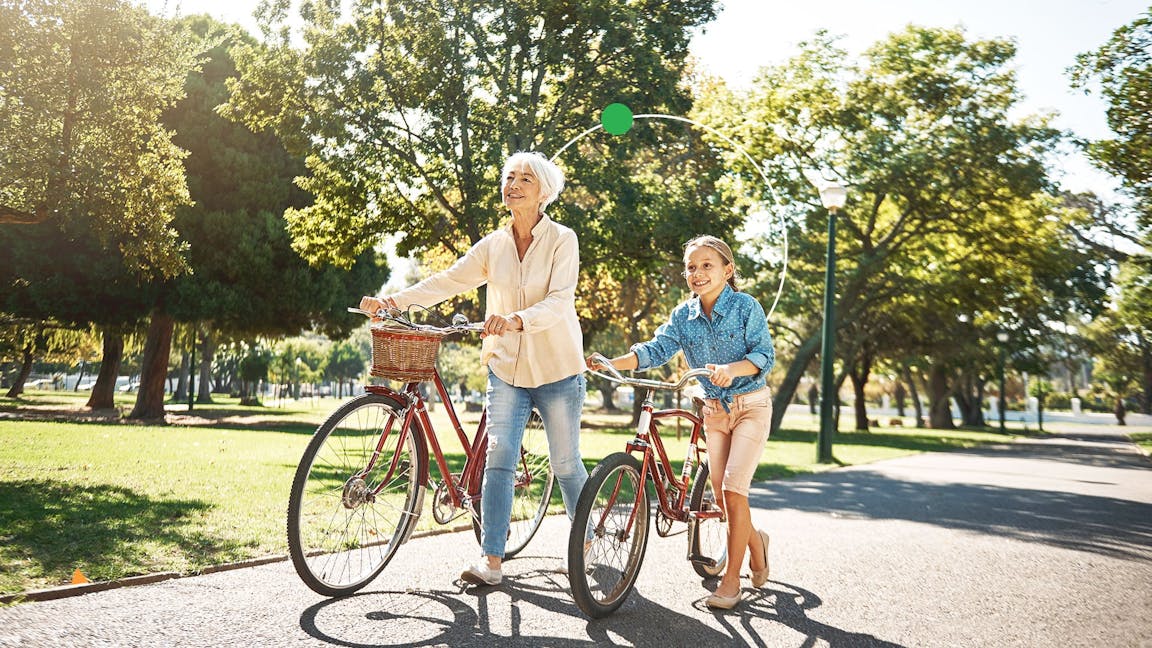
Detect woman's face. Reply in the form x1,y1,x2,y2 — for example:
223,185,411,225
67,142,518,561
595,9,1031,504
502,164,544,214
682,245,732,301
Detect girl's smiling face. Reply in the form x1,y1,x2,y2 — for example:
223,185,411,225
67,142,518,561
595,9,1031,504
682,244,733,302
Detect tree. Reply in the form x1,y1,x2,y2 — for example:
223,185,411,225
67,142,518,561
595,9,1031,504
325,340,366,398
698,27,1066,435
0,0,201,276
224,0,724,282
128,17,391,418
1071,9,1152,222
1,0,205,407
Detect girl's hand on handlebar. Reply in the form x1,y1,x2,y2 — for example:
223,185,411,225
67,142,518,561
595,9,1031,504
706,363,734,388
359,295,397,318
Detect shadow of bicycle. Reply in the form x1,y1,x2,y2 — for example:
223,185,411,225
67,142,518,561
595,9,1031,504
698,580,907,648
299,562,903,647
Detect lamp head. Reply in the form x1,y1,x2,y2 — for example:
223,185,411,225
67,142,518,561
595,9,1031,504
819,184,848,210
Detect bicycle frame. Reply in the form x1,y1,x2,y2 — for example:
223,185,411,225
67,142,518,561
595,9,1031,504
628,392,706,523
362,369,487,512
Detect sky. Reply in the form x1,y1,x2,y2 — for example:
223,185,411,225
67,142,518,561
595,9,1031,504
148,0,1148,196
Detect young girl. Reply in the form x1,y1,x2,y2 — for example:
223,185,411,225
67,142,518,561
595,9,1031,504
587,235,774,609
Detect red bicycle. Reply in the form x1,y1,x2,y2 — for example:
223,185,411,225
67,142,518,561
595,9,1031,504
568,353,729,617
287,308,554,596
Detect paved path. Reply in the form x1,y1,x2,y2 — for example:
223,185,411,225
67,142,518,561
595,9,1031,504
2,426,1150,647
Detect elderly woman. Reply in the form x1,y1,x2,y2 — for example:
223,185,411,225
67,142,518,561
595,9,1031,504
359,151,587,586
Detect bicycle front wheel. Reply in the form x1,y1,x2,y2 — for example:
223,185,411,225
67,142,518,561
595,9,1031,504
568,452,650,618
688,459,728,578
471,410,555,557
287,393,425,597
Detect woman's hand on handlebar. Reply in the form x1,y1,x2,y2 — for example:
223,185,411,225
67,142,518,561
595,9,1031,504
481,314,521,338
359,295,397,318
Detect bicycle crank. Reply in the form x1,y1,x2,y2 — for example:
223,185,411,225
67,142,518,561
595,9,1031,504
431,479,464,524
655,508,686,537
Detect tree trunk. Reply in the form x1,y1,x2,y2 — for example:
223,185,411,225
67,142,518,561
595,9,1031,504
73,361,87,392
197,330,215,404
129,309,175,420
903,365,926,428
1140,334,1151,415
1115,396,1126,425
87,328,123,409
955,372,986,427
771,330,822,435
174,351,189,401
5,340,34,398
850,352,872,431
927,364,956,430
894,380,907,417
597,382,618,411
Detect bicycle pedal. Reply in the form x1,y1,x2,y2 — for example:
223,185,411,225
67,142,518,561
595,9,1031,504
687,553,718,567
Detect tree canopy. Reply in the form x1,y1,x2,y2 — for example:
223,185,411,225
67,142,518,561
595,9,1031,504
0,0,202,277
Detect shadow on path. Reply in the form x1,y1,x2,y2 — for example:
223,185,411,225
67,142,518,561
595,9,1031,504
750,440,1152,562
298,567,904,647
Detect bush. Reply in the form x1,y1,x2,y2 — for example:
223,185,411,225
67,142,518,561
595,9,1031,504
1045,391,1073,411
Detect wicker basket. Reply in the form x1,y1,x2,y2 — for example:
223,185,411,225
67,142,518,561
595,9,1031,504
369,326,446,382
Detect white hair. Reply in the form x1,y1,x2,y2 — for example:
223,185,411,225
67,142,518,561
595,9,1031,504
501,151,565,210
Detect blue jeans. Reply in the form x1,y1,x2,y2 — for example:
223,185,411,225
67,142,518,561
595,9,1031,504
481,369,588,558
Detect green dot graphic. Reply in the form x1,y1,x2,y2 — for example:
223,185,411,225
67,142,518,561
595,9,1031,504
601,103,633,135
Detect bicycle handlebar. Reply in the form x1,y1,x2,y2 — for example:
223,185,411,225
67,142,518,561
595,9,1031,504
585,352,713,392
347,307,484,334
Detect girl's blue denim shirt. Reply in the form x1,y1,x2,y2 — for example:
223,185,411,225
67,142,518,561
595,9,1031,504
631,285,775,410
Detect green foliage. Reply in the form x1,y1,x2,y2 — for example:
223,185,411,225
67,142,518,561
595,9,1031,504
435,341,486,395
0,0,203,277
696,26,1107,429
162,17,390,341
1085,257,1151,408
1070,8,1152,221
223,0,726,294
324,340,367,384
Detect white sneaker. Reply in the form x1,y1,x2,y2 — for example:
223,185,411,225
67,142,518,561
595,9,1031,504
460,560,502,586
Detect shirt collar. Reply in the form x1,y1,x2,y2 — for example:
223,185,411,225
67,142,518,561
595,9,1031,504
503,212,551,236
686,284,735,321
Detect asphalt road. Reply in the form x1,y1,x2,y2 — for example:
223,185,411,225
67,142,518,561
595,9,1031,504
2,426,1150,647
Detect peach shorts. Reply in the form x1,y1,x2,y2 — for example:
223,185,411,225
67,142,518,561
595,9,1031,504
702,387,772,497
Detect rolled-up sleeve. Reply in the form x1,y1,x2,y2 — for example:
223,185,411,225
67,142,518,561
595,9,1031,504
631,317,684,371
742,299,775,379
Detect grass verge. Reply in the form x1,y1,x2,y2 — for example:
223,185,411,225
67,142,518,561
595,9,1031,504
1,392,1010,596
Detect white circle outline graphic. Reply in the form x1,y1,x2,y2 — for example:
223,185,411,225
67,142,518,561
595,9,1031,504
551,113,789,320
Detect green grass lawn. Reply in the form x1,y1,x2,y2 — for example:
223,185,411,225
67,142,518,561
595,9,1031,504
1,389,1013,596
1131,431,1152,455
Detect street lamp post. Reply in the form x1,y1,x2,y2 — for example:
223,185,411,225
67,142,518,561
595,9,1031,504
817,183,847,463
996,331,1009,433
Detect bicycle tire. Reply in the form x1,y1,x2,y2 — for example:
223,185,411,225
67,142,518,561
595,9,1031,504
287,392,426,597
568,452,650,618
471,410,555,558
687,460,728,578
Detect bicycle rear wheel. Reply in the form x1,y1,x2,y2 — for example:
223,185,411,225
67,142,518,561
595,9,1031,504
568,452,650,618
287,392,425,597
688,459,728,578
471,410,555,557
